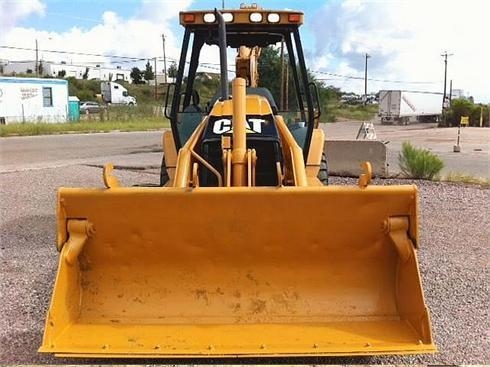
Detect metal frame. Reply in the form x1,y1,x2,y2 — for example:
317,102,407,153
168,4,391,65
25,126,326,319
168,23,317,162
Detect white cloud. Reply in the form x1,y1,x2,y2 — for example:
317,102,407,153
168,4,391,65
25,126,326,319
0,0,45,31
1,0,488,103
137,0,193,23
0,0,194,74
310,0,490,102
101,11,119,26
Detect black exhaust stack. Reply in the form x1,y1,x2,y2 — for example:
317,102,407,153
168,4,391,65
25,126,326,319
215,9,229,100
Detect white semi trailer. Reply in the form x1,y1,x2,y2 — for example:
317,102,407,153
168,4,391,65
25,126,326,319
378,90,443,124
100,82,136,105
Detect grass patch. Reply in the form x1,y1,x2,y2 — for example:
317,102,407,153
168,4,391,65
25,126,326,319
324,103,378,122
0,118,169,137
398,141,444,180
443,172,490,187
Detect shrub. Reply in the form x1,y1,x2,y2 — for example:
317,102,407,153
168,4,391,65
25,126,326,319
398,142,444,180
443,99,489,127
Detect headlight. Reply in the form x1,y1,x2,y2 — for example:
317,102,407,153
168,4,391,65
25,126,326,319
249,12,262,23
203,13,216,23
267,13,280,23
222,12,234,22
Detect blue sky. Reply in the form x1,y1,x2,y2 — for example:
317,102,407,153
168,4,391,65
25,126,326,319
2,0,489,102
15,0,319,53
17,1,319,32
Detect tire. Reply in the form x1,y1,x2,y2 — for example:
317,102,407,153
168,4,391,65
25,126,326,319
317,153,329,185
160,154,169,186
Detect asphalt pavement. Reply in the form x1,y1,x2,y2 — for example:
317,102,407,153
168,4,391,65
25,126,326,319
2,123,488,178
323,121,490,179
0,131,163,173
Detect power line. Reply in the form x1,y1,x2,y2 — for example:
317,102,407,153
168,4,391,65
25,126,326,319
0,45,185,70
0,45,150,61
1,44,441,85
45,11,103,24
312,70,440,84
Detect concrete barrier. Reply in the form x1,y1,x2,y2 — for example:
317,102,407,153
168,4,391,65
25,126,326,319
325,140,387,177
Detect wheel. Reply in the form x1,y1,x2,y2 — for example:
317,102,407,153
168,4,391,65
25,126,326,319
317,152,329,185
160,154,169,186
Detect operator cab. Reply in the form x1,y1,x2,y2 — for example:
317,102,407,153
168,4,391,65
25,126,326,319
165,4,320,186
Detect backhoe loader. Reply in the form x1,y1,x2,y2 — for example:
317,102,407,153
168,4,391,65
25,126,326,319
40,5,435,358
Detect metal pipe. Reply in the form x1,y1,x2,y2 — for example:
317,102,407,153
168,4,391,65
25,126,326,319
183,36,204,109
216,9,229,100
232,78,247,186
293,29,314,162
285,34,303,119
280,38,284,111
170,28,191,149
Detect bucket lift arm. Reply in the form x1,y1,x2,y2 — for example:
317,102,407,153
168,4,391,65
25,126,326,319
236,45,262,87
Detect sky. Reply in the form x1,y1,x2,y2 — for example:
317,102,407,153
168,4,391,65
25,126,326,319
1,0,489,103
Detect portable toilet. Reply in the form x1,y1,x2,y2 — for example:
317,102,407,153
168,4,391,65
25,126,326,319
68,96,80,121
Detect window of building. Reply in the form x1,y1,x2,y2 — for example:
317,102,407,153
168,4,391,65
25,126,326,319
43,87,53,107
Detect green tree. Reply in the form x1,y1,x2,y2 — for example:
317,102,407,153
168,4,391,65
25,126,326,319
167,61,178,78
83,67,89,79
442,98,490,127
321,85,342,102
130,67,143,84
470,104,489,127
144,60,154,83
257,46,336,114
57,69,66,78
257,46,282,103
257,47,300,110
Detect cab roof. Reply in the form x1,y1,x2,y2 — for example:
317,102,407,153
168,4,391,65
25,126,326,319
179,8,304,48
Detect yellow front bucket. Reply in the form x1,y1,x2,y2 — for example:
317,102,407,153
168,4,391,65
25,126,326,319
40,185,435,358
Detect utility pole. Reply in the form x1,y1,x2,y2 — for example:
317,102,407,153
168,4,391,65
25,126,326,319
222,0,225,9
35,39,39,77
364,53,370,106
162,34,167,83
154,57,158,99
441,51,453,110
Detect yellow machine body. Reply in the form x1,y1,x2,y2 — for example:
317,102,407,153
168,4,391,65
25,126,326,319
40,6,435,358
40,185,434,357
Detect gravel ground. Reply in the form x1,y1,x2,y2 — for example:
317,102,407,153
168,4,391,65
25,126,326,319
0,167,488,364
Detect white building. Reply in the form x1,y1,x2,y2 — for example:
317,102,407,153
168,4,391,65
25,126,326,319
0,76,69,124
450,89,466,99
86,65,131,83
3,60,36,75
3,61,131,83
